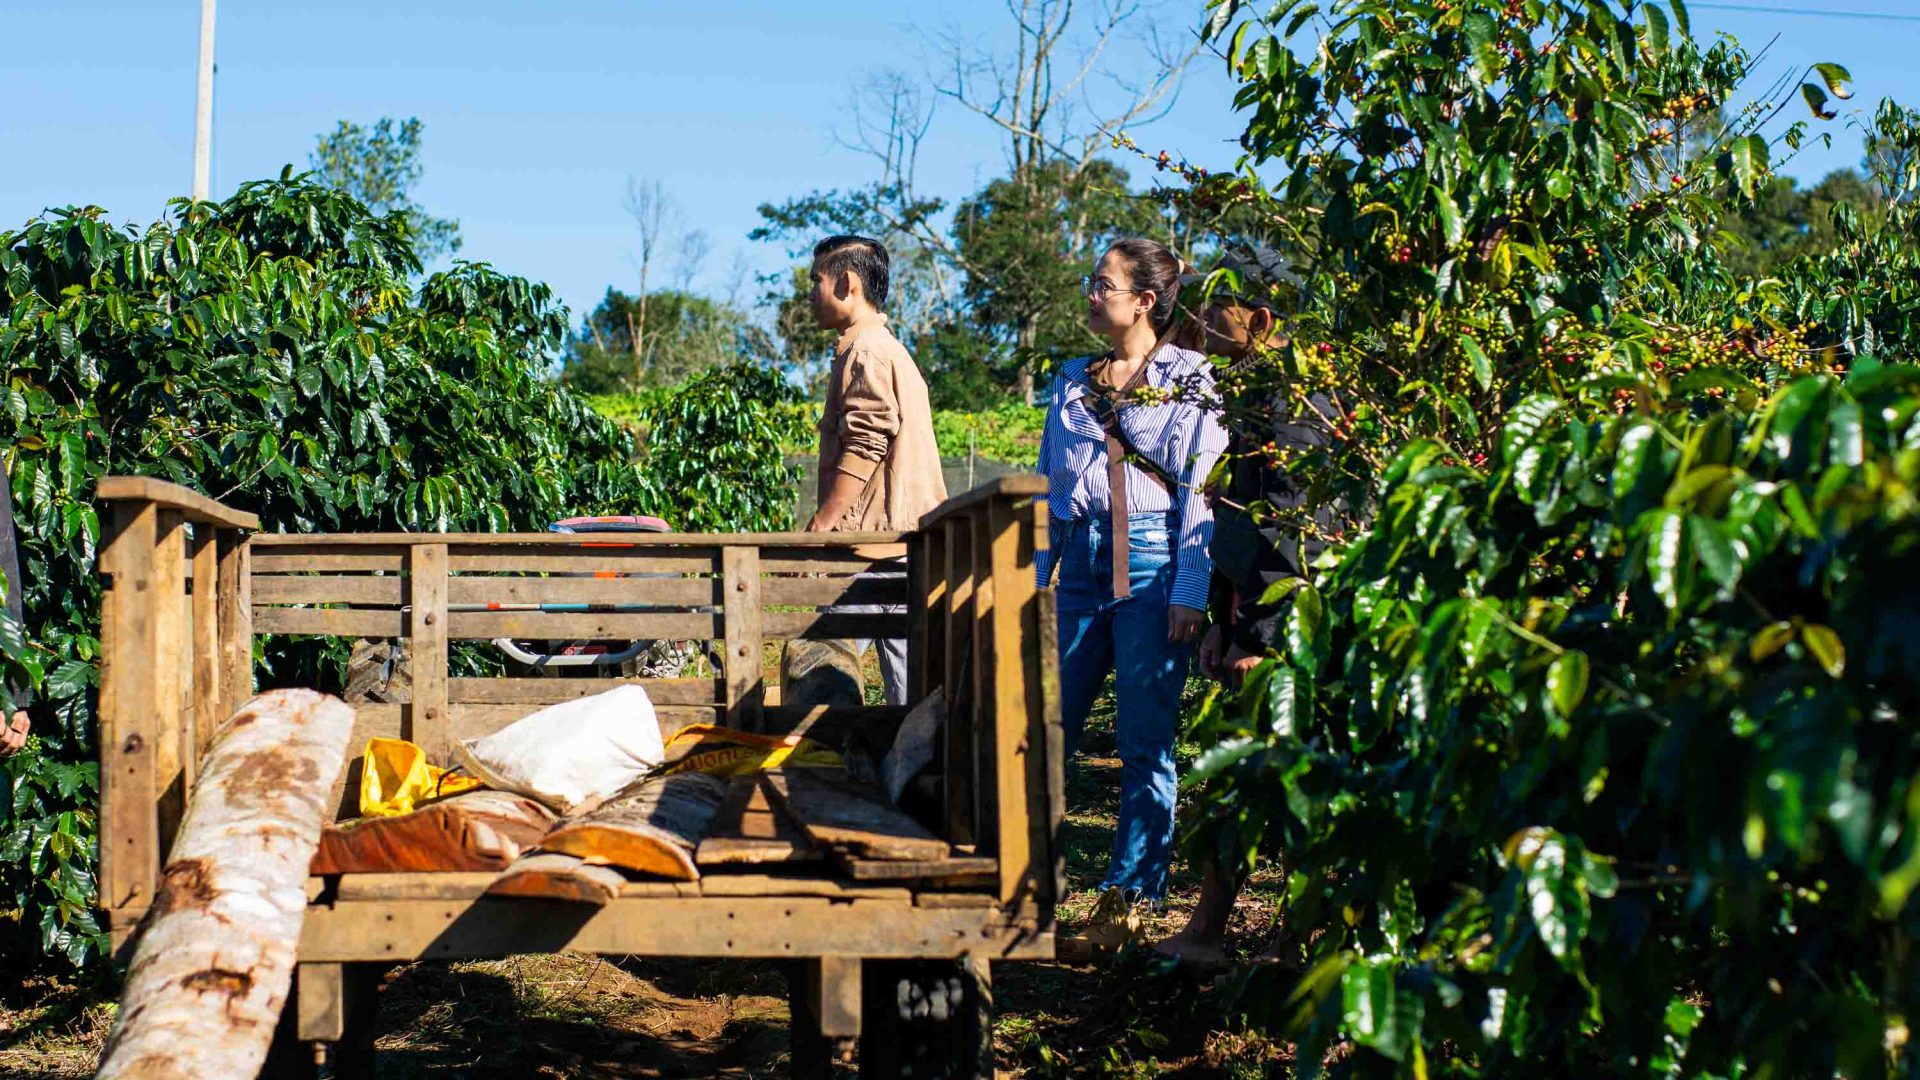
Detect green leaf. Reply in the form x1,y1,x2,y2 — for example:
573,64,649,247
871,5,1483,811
1802,623,1846,678
1185,736,1261,786
1268,664,1314,737
1800,83,1836,121
1546,651,1589,718
1339,960,1424,1063
1725,133,1770,197
1751,621,1796,661
1687,514,1741,593
1462,336,1493,392
1203,0,1241,40
1500,395,1561,461
1283,584,1328,671
1648,510,1687,610
1435,191,1465,248
1813,62,1854,100
1668,0,1691,37
1643,2,1670,55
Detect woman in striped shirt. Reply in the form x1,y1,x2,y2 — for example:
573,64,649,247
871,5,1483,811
1036,238,1228,907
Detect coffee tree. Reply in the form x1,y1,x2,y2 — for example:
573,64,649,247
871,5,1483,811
0,174,689,967
1178,0,1920,1074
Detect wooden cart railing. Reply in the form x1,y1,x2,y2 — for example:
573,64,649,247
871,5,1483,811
95,474,1061,1076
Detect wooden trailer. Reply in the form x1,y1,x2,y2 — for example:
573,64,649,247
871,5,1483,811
94,474,1062,1078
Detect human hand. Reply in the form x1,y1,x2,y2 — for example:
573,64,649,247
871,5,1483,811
1222,644,1262,686
1168,604,1206,645
1,711,28,755
1198,625,1227,682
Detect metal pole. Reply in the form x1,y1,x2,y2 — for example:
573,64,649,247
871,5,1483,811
191,0,216,201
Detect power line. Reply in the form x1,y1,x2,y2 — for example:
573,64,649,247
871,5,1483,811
1689,2,1920,21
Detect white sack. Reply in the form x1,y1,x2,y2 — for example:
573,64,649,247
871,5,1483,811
455,684,663,815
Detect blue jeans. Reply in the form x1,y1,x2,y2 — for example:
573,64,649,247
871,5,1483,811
1051,510,1193,901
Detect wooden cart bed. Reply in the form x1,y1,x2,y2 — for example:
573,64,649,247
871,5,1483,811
94,475,1062,1076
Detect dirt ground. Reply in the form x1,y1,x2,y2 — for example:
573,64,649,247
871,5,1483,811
0,689,1293,1078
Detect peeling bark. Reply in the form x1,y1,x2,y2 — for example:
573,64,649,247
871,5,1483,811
96,689,355,1080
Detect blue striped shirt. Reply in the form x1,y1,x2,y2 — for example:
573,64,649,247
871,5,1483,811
1034,344,1229,612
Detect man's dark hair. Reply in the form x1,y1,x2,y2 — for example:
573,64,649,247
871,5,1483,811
812,235,890,308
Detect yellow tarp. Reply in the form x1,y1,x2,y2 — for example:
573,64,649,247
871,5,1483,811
657,724,842,778
358,737,485,818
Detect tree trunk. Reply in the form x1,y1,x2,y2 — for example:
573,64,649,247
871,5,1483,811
1016,315,1038,405
95,689,356,1080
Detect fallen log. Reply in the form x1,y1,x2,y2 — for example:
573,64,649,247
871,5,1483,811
95,689,356,1080
536,771,729,880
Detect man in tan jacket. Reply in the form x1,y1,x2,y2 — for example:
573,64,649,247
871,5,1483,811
804,235,946,705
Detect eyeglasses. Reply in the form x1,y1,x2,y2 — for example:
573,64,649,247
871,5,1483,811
1081,275,1142,301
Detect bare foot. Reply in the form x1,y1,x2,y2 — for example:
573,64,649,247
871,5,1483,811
1151,925,1228,967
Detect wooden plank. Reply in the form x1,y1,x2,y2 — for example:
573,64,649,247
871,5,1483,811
906,532,932,704
723,546,764,728
538,772,729,881
697,776,820,866
253,607,404,637
804,955,862,1040
95,476,261,530
764,768,949,862
943,515,976,848
763,610,908,640
835,855,998,887
189,528,222,766
445,610,721,640
485,853,628,905
215,534,252,728
761,548,908,573
970,508,998,857
252,551,405,573
251,531,909,548
408,545,450,760
296,896,1054,962
252,575,402,605
319,871,909,903
451,552,718,574
152,512,189,863
295,962,346,1042
759,576,910,608
448,677,723,706
1036,586,1066,908
98,502,160,922
920,475,1050,530
986,496,1034,908
449,575,720,607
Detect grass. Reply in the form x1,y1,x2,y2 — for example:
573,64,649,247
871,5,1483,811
0,681,1294,1078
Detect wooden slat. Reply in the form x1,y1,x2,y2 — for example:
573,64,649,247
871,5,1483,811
696,776,820,865
96,476,261,530
835,855,998,887
450,552,718,574
252,607,404,637
448,575,720,607
252,551,405,573
251,531,909,548
761,547,909,572
970,508,998,856
764,767,950,862
723,546,764,728
763,611,908,640
319,872,909,903
409,545,450,760
152,512,188,862
943,515,976,848
189,527,221,765
295,897,1053,962
448,677,723,706
906,533,932,703
920,475,1049,529
445,611,721,641
252,575,402,605
98,502,160,922
759,576,910,608
986,496,1035,908
215,533,252,727
1036,586,1067,908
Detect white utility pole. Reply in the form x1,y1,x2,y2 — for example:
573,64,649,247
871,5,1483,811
191,0,217,201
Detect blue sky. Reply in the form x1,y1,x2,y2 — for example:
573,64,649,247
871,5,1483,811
2,1,1915,325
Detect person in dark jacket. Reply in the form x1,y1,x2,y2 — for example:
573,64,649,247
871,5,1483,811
1,472,31,756
1157,247,1336,964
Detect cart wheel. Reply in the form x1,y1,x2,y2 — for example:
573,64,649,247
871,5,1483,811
858,958,993,1079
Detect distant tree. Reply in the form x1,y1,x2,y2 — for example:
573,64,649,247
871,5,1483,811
309,117,462,262
1717,168,1881,278
561,287,765,394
